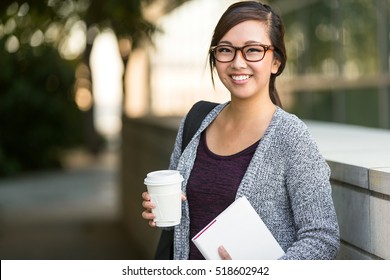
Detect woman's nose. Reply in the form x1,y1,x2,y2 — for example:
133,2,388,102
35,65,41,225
231,50,247,69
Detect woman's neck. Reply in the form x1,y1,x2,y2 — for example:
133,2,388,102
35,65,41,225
226,95,276,126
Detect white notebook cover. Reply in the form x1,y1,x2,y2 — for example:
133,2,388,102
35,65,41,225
191,196,285,260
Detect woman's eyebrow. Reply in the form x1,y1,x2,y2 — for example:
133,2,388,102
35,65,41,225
218,41,232,45
245,40,261,44
217,40,262,45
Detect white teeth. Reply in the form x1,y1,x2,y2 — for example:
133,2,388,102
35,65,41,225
232,75,250,81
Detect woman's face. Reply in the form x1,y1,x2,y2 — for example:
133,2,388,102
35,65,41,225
215,20,280,102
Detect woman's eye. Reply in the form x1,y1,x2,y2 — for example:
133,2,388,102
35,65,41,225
246,47,263,53
217,47,233,53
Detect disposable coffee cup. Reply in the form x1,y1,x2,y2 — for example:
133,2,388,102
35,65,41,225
144,170,184,227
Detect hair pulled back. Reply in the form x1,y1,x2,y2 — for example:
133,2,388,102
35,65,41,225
209,1,286,107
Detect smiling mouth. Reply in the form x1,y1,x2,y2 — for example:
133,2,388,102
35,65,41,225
231,75,251,81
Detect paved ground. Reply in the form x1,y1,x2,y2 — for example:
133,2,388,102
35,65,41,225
0,150,141,260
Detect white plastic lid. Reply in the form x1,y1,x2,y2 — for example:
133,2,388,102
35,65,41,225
144,170,184,185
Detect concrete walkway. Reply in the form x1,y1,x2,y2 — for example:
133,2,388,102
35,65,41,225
0,150,141,260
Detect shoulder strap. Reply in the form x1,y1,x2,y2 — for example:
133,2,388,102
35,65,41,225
181,100,219,153
154,101,218,260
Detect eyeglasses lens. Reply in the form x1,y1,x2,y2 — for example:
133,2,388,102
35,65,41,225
214,45,266,62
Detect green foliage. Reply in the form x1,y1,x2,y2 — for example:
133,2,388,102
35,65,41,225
291,88,386,128
0,42,83,176
0,0,192,176
269,0,389,127
277,0,380,75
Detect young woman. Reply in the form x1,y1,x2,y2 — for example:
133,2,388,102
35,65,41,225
142,1,340,260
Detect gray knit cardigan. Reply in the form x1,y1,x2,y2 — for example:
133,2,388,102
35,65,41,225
168,102,340,260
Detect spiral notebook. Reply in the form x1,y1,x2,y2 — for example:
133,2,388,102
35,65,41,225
191,196,285,260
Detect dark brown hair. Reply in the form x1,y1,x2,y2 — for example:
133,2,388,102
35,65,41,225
209,1,286,108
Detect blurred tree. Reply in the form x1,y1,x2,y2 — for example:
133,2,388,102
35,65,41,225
0,1,84,176
0,42,81,175
0,0,191,176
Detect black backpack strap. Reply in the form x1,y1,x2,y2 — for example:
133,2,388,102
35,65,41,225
154,229,174,260
181,100,219,153
154,100,219,260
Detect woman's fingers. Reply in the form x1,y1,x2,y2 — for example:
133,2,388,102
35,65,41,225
141,191,157,227
142,210,156,225
142,191,185,228
141,192,155,209
218,246,232,260
142,191,151,201
142,200,155,209
141,209,154,219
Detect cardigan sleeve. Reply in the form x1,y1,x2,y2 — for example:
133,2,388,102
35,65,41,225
168,116,186,170
280,121,340,260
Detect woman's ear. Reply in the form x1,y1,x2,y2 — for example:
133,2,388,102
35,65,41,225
271,58,281,74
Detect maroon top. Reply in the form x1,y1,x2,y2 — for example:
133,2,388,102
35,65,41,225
187,131,259,260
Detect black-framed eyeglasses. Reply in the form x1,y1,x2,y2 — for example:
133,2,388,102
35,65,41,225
210,44,274,63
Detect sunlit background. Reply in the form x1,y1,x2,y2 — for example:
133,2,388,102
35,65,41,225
89,0,236,141
47,0,238,144
81,0,390,142
2,0,388,148
0,0,389,260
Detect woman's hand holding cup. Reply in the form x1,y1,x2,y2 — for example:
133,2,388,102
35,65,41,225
141,191,157,227
141,191,187,227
